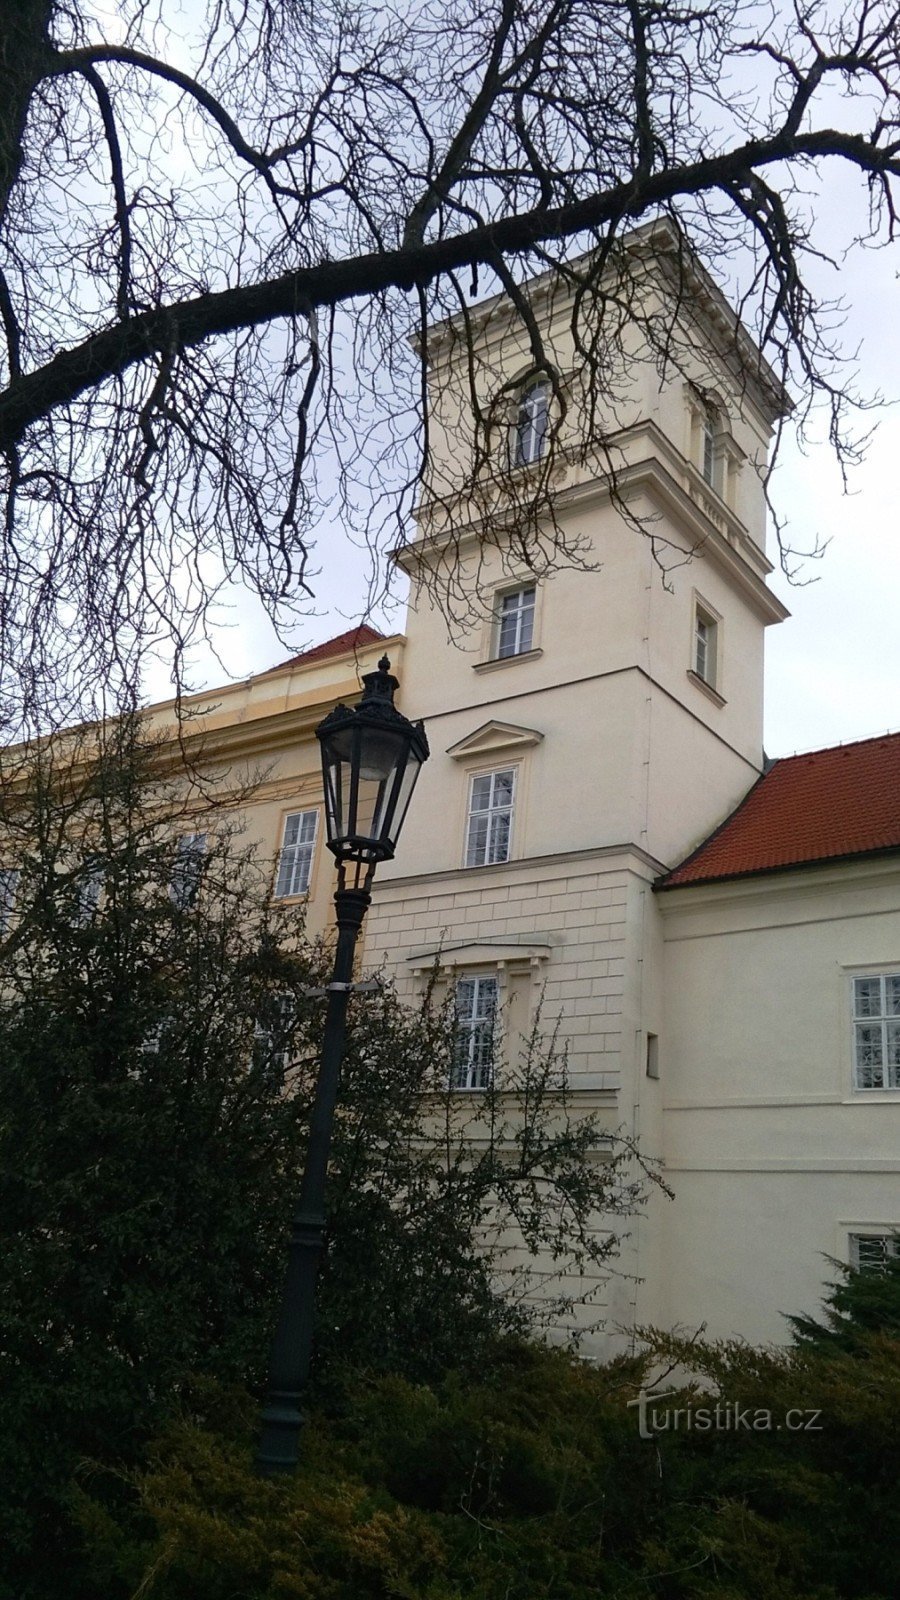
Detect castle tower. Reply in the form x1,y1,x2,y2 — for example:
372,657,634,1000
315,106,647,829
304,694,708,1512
365,222,790,1342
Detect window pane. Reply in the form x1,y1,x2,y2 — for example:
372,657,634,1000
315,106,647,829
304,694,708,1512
497,611,520,657
854,1023,884,1089
885,975,900,1016
465,812,489,868
887,1021,900,1089
850,1234,898,1272
702,420,715,484
492,770,515,805
853,976,883,1018
487,809,511,864
470,775,493,810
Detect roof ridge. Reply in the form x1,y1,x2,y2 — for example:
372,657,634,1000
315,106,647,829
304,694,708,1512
773,727,900,763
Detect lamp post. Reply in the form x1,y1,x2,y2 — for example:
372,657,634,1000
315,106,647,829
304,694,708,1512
256,656,428,1475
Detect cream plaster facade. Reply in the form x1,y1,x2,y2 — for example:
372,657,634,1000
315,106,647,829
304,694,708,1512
147,629,404,942
140,225,899,1351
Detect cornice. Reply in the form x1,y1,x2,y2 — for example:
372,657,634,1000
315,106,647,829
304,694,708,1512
422,220,789,421
372,840,665,895
397,424,788,627
655,850,900,917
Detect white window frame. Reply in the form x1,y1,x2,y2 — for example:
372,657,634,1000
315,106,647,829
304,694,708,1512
849,1231,900,1271
451,974,498,1090
169,831,207,909
511,380,549,468
0,866,19,934
494,585,536,660
850,970,900,1091
273,810,319,900
692,600,720,691
465,767,516,868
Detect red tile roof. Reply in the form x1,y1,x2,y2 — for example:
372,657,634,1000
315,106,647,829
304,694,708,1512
659,731,900,889
265,625,386,674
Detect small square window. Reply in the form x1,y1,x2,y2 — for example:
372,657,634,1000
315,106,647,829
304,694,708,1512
851,972,900,1090
495,587,536,659
274,810,318,899
465,769,515,867
451,975,497,1089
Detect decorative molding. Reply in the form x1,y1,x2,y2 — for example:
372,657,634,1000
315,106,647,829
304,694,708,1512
446,719,544,760
473,648,544,675
686,668,726,708
406,938,552,974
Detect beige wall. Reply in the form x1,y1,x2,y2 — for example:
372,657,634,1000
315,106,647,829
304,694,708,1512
656,860,900,1341
148,633,405,941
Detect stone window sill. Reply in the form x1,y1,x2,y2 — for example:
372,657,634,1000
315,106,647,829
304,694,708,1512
687,668,726,708
474,648,543,675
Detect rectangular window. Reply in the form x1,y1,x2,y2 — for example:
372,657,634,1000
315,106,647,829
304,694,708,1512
274,810,318,899
513,381,549,467
849,1232,900,1272
169,831,207,909
465,769,515,867
694,607,718,688
253,993,295,1075
646,1033,660,1080
702,415,716,486
852,972,900,1090
451,975,497,1090
74,860,104,925
496,587,536,659
0,867,19,934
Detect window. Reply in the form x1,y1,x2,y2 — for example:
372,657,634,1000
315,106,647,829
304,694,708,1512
74,860,104,925
451,975,497,1089
701,411,717,486
512,380,549,467
0,867,19,934
849,1233,900,1272
496,586,536,659
253,993,295,1076
851,972,900,1090
169,831,207,909
274,810,318,899
693,605,718,689
465,769,515,867
646,1033,659,1080
140,1017,169,1055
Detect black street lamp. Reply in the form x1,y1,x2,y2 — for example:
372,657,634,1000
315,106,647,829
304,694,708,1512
256,657,428,1475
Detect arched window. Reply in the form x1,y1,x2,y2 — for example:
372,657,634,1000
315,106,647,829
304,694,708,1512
512,379,549,467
